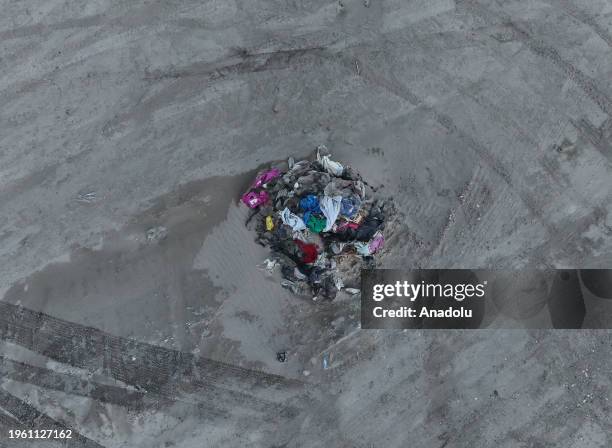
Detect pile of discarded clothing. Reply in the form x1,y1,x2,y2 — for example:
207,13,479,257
241,146,389,301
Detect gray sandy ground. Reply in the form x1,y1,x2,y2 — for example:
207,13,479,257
1,0,612,446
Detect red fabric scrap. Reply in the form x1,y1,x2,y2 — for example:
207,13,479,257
294,239,318,264
335,220,360,232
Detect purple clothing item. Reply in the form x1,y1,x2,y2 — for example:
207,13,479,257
368,231,384,254
241,190,270,208
252,168,281,188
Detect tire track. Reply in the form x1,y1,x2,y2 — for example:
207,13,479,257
0,389,103,448
339,42,611,268
0,407,20,429
554,0,612,49
457,0,612,117
96,46,331,138
0,357,148,411
0,302,304,417
334,44,558,234
349,2,612,264
0,357,230,419
572,117,612,163
0,302,302,388
506,21,612,117
143,46,328,82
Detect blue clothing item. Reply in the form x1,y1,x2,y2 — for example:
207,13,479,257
303,211,312,226
299,194,321,213
340,196,361,218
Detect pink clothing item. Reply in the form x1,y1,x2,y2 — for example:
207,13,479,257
252,168,281,189
241,190,270,208
368,231,385,254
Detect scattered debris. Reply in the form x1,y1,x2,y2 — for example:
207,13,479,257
322,353,330,369
258,258,279,275
76,191,97,203
146,226,168,242
276,351,287,363
241,146,391,301
265,215,274,231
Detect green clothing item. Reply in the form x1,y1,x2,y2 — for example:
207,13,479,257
306,215,327,233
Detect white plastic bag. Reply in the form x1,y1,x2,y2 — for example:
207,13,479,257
279,207,307,231
317,145,344,176
320,195,343,232
258,258,278,275
354,242,371,256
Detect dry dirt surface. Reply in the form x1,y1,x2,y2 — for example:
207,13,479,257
1,0,612,447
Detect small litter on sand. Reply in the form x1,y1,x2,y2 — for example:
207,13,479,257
322,352,330,369
146,226,168,242
258,258,279,275
76,191,97,203
241,146,391,301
